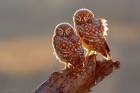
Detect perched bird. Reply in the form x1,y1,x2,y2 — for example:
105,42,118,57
52,23,86,69
73,8,111,60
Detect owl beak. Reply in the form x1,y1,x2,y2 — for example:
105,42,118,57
81,18,84,22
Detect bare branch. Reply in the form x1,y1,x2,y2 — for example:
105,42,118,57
34,55,120,93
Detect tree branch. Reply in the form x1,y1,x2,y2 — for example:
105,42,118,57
34,55,120,93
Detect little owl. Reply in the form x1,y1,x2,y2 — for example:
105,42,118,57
52,23,86,69
73,8,111,60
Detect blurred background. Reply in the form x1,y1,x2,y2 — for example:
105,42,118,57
0,0,140,93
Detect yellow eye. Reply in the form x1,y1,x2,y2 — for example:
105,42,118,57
57,28,63,36
84,15,89,21
66,28,71,35
76,16,81,22
78,16,81,21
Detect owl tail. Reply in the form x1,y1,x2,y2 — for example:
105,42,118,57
99,40,112,60
105,41,112,60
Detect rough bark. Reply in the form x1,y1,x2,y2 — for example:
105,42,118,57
34,55,120,93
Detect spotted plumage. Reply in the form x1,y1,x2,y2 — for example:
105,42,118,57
52,23,85,69
73,8,111,60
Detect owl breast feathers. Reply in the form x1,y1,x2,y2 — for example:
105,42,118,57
53,35,85,67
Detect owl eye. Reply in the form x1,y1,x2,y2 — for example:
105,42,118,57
84,15,89,21
66,28,73,36
78,16,81,21
76,16,81,22
57,28,64,36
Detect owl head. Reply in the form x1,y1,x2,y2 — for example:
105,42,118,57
73,8,94,25
54,23,75,37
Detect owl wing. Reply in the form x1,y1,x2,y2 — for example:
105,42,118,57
98,38,110,58
93,18,109,36
82,32,111,58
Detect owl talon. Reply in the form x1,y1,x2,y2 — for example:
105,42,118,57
93,54,96,64
64,63,69,70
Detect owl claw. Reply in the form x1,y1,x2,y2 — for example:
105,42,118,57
83,59,88,67
64,63,69,70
